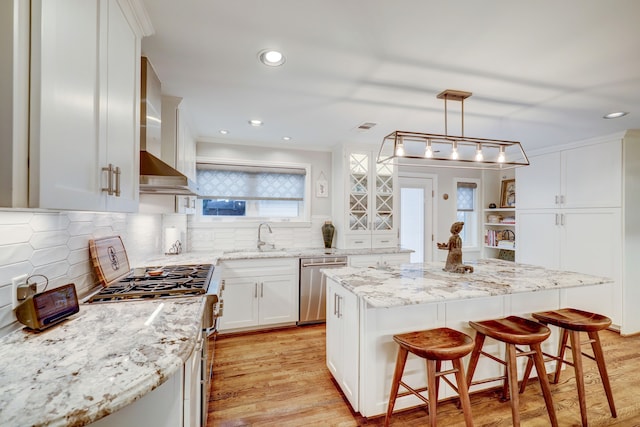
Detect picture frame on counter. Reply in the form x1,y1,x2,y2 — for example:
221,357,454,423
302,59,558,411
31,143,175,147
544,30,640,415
500,179,516,208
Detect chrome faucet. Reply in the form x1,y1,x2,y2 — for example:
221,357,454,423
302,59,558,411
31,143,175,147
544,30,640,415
257,222,274,250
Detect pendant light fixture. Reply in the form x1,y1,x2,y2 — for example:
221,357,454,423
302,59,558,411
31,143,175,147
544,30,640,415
377,90,529,170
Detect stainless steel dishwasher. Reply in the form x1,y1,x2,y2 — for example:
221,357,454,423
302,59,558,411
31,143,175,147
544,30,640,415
299,256,348,325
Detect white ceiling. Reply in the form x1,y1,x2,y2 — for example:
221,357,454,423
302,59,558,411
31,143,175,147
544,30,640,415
140,0,640,154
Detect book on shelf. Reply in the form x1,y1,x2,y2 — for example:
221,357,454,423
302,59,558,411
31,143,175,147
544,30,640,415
485,229,516,249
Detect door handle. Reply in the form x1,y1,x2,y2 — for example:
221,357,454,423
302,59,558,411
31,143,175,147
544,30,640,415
260,282,264,298
254,282,257,298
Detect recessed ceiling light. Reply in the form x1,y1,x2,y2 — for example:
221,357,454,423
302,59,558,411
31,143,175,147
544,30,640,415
258,49,286,67
282,136,292,141
219,129,229,135
248,119,263,127
603,111,629,119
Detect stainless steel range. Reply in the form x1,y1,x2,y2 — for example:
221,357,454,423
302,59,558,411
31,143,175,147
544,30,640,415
88,236,222,427
88,264,214,303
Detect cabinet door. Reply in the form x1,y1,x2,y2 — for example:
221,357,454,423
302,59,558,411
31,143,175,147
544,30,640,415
560,209,622,323
348,152,371,232
339,284,359,411
104,0,139,212
259,274,298,325
30,0,105,211
515,152,561,209
325,279,359,410
218,277,259,330
373,161,394,233
515,211,560,268
562,140,622,208
325,280,341,377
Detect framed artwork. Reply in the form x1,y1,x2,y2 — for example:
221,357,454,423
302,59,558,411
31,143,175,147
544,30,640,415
500,179,516,208
316,179,329,198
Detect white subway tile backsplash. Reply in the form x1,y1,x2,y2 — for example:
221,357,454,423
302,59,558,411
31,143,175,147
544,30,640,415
29,230,69,250
0,225,32,245
0,261,33,286
31,246,70,267
0,244,33,266
29,213,70,232
0,209,332,333
67,236,91,251
66,221,97,236
0,210,33,225
67,248,89,265
32,260,70,282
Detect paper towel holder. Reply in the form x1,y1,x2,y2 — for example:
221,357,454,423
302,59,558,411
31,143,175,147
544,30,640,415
164,227,183,255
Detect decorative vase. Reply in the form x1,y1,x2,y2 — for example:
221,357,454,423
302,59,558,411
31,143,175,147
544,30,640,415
322,221,335,249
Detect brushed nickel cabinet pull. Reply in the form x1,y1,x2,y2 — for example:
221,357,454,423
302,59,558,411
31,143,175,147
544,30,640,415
254,282,258,298
114,166,121,197
102,164,114,195
260,282,264,298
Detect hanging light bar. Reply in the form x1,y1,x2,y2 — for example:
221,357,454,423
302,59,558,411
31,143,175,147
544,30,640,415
377,90,529,170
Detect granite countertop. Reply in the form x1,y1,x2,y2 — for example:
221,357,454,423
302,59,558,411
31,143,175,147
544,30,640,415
322,258,612,308
137,247,412,265
0,298,204,427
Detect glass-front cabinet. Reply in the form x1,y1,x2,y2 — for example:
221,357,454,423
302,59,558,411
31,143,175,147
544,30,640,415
334,147,397,249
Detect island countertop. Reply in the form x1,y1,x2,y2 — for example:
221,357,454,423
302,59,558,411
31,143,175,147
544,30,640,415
0,297,204,427
322,258,612,308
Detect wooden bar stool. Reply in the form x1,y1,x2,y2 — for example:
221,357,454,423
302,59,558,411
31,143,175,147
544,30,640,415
384,327,475,427
521,308,616,427
466,316,558,427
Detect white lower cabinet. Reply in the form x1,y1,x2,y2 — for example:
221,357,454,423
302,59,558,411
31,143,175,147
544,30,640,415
218,258,298,332
326,279,359,411
517,208,622,324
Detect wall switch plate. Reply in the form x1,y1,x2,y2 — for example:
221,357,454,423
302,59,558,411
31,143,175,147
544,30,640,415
11,274,28,309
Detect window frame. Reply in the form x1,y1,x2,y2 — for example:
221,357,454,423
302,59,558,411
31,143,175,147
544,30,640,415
194,157,312,223
454,177,481,250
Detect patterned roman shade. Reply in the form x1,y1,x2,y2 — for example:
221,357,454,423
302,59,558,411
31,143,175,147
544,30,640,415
457,182,477,212
197,163,306,201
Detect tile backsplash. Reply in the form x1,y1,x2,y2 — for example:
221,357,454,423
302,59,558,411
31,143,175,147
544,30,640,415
0,209,330,335
0,210,163,335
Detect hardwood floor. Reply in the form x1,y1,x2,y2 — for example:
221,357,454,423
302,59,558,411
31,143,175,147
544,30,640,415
207,324,640,426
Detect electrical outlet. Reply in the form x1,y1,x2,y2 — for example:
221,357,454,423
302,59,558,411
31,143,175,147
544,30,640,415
11,274,28,309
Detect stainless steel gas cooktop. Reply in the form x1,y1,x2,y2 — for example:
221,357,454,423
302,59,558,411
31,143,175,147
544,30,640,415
88,264,214,303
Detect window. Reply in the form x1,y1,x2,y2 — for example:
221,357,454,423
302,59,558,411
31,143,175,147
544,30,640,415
196,161,310,221
455,180,479,248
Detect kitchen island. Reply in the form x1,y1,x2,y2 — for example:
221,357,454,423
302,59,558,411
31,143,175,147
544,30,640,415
323,259,612,417
0,297,204,427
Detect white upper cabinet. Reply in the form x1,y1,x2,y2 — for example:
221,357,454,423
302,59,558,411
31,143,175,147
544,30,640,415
162,95,197,214
28,0,142,212
517,139,622,210
332,146,398,249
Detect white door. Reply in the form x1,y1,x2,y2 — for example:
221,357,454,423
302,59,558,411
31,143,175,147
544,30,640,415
399,176,434,262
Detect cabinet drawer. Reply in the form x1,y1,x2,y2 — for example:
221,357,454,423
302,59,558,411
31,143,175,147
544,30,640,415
372,235,397,248
344,235,372,249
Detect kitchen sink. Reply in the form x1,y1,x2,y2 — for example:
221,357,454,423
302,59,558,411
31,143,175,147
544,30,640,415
223,248,288,255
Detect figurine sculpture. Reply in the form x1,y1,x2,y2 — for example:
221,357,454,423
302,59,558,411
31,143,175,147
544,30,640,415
437,221,474,273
